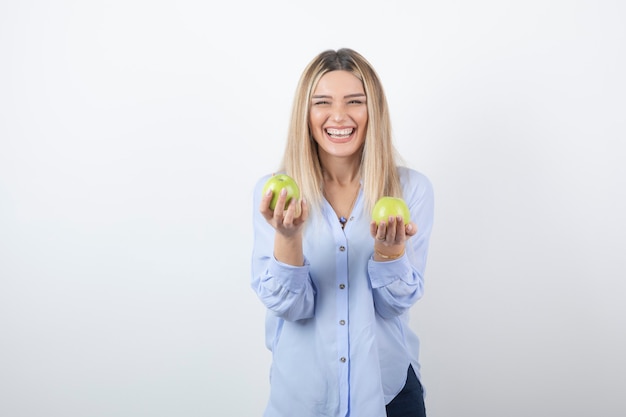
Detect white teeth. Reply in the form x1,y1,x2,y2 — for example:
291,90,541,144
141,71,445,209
326,128,353,137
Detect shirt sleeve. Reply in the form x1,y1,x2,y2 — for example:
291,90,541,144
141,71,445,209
367,169,435,319
250,175,316,322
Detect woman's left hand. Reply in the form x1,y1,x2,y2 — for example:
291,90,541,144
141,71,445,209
370,216,417,261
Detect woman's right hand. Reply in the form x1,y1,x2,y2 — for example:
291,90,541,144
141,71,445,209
260,187,308,266
260,187,308,238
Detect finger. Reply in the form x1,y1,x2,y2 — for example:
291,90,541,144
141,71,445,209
376,221,387,241
395,216,406,242
294,197,303,218
260,189,275,219
386,216,397,242
284,198,300,225
370,221,378,238
405,222,418,237
273,188,289,220
298,198,308,221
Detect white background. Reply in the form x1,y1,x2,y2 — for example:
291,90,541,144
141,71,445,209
1,1,625,416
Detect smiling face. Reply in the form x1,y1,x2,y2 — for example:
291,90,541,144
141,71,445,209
309,70,368,160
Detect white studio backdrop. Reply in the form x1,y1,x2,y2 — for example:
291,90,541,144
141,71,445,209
1,1,625,416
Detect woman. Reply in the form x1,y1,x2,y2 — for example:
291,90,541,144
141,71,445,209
251,48,434,417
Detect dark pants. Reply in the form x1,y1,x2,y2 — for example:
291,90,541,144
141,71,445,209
385,365,426,417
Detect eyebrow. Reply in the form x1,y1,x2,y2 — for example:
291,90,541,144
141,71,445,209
311,93,366,99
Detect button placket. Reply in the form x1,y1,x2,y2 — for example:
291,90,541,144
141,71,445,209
335,235,350,387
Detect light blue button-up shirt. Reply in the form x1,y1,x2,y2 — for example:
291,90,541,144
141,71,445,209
251,166,434,417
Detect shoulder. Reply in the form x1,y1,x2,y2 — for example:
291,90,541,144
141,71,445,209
397,166,433,197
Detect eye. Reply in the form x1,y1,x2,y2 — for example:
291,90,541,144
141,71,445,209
348,99,365,105
312,100,330,106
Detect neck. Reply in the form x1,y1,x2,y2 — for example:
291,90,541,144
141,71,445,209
320,155,361,186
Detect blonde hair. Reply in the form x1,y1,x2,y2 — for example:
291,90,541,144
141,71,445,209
281,48,403,214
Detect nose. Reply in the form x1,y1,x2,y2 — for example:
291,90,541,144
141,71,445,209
330,103,347,122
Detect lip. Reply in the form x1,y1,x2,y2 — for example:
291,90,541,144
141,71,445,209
325,127,355,143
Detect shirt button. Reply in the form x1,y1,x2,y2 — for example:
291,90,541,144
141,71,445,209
339,246,346,252
339,320,346,325
340,357,347,363
339,284,345,289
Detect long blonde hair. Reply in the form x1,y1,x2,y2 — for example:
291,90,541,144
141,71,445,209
281,48,403,214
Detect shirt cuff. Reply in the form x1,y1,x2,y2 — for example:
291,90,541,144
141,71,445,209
368,253,412,288
266,256,311,293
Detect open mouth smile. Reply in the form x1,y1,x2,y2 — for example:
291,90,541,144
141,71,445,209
325,128,354,140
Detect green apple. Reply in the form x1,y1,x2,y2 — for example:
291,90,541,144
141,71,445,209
371,196,411,225
262,173,301,212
